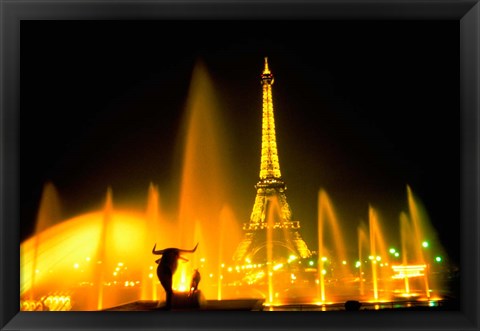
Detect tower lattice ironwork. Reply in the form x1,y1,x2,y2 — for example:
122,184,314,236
232,58,312,263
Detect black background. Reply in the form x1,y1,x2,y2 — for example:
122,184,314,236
21,20,459,264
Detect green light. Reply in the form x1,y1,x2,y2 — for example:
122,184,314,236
309,260,314,266
422,241,429,248
394,252,400,257
435,256,442,262
355,261,361,268
389,248,396,254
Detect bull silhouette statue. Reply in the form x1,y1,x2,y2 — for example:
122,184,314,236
152,243,198,310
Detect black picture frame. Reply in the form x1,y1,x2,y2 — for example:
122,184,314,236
1,1,479,330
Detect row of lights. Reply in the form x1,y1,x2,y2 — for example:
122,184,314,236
389,244,443,262
62,247,444,284
20,294,72,311
67,247,442,278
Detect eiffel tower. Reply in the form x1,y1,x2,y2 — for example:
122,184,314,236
233,58,312,264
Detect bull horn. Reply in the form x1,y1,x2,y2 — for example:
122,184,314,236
152,243,164,255
179,242,199,253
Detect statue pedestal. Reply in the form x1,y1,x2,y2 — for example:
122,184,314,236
172,290,205,309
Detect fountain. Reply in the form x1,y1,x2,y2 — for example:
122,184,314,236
20,59,454,311
316,189,348,304
389,185,449,301
28,182,62,303
266,199,275,305
20,60,241,310
141,183,162,301
367,205,393,302
357,222,369,297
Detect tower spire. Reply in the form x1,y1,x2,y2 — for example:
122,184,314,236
258,57,281,185
263,57,271,75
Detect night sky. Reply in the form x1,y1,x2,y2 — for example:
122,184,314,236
21,20,459,265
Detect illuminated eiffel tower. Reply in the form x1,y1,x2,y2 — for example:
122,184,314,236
233,58,312,263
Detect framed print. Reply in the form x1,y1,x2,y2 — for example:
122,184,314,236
1,1,479,330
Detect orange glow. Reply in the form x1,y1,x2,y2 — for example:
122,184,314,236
20,209,153,310
20,60,451,311
173,268,189,292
